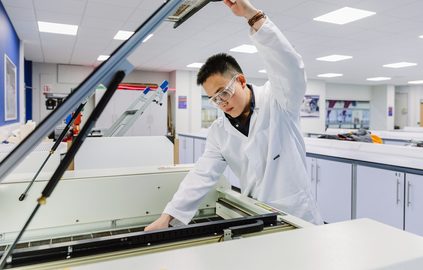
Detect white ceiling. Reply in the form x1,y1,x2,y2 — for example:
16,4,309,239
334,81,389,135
2,0,423,85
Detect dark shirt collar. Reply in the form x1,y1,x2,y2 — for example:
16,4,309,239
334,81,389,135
225,84,255,137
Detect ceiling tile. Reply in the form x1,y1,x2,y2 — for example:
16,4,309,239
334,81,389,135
10,20,39,41
1,0,34,9
33,0,87,15
89,0,143,8
36,10,82,25
2,6,36,21
84,1,134,20
23,42,44,62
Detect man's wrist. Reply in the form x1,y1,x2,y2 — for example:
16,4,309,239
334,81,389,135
244,8,259,20
161,213,174,223
248,10,266,28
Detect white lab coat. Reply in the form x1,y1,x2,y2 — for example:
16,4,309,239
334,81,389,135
164,18,323,225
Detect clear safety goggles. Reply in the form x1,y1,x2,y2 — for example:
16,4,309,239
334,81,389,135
209,74,239,107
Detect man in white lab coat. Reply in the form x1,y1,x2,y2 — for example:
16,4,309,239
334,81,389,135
145,0,322,230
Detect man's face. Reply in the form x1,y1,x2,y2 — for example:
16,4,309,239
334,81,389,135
203,73,249,118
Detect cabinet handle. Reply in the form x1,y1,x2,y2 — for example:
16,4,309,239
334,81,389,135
396,179,400,204
407,181,412,207
316,164,320,183
310,163,315,182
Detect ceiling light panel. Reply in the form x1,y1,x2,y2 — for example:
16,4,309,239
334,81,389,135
186,62,203,68
316,55,353,62
383,62,417,68
313,7,376,25
97,55,109,61
114,30,134,40
229,44,257,54
317,73,343,78
38,21,78,35
366,77,391,81
408,80,423,85
258,69,267,73
419,35,423,39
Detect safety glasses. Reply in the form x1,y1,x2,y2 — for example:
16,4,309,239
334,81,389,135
209,74,239,107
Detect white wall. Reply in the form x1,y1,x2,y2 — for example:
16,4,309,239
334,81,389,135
326,83,372,101
394,91,408,129
396,85,423,127
32,63,94,128
370,85,395,131
172,70,202,135
123,70,170,85
248,77,267,86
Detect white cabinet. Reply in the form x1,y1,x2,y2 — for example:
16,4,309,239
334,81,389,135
356,166,404,230
317,159,352,223
178,136,194,164
306,157,317,200
405,174,423,236
307,157,352,223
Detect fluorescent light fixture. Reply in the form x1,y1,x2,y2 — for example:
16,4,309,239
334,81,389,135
317,73,343,78
419,35,423,39
142,33,154,43
97,55,110,61
313,7,376,25
258,69,267,73
408,80,423,85
114,30,134,40
366,77,391,81
186,62,203,68
37,21,78,35
316,55,352,62
383,62,417,68
230,44,257,54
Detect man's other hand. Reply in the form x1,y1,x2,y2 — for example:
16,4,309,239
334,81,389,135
144,213,173,231
223,0,258,20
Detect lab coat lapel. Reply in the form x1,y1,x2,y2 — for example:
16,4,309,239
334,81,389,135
246,85,262,138
223,115,245,139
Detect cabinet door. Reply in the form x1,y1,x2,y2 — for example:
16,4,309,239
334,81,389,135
405,174,423,236
356,166,404,230
305,157,317,200
193,138,206,162
178,136,194,164
316,159,352,223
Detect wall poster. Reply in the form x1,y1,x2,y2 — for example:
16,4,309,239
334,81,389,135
178,95,187,109
300,95,320,117
4,54,17,121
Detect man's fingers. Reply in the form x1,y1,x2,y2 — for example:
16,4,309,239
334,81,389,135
223,0,235,8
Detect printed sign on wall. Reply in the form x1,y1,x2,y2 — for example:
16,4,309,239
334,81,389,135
4,54,17,121
178,95,187,109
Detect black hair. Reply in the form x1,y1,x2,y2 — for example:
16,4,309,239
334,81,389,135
197,53,243,85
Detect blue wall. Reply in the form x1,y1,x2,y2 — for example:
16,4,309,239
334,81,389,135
0,2,20,126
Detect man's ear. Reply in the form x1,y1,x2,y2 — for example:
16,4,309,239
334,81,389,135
238,74,247,88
